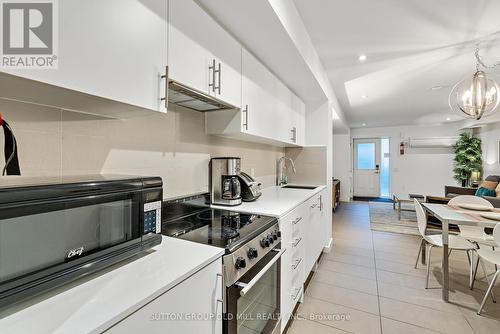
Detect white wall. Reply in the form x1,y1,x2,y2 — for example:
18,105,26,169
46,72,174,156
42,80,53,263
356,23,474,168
474,122,500,176
333,134,351,201
0,99,284,199
350,123,464,197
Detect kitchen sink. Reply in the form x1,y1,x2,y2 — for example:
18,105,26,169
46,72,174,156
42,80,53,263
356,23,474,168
281,184,317,190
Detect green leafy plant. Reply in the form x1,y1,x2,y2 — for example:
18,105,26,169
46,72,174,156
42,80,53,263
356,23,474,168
453,132,482,186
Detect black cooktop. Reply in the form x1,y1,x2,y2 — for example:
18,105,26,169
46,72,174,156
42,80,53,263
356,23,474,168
162,196,277,253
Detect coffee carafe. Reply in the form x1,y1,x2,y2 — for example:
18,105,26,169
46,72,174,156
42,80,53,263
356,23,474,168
210,157,242,206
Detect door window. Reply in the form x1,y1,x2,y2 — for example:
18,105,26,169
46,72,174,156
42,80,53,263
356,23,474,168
357,143,376,169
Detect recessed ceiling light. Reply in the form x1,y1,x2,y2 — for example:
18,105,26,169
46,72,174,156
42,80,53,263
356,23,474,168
358,54,367,62
361,95,368,99
362,123,366,126
446,117,451,121
431,85,443,91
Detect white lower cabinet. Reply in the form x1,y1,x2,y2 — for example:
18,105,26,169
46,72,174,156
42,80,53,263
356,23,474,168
105,259,223,334
279,204,306,333
279,189,328,333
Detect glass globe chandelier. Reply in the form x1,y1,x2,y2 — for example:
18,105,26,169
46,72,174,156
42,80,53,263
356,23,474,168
449,47,500,120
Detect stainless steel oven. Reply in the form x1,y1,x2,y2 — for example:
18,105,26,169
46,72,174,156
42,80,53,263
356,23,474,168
0,175,163,308
223,224,284,334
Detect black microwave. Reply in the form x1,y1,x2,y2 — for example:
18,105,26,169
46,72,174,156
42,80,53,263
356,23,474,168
0,175,163,308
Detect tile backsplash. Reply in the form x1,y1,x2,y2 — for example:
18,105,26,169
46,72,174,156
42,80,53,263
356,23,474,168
0,99,284,199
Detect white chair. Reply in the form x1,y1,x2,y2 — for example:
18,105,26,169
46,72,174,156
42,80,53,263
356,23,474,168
476,223,500,315
448,196,497,248
414,199,476,289
448,195,498,288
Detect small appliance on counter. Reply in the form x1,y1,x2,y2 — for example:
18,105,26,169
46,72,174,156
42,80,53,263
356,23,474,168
0,175,163,309
210,157,242,206
162,195,282,334
238,171,262,202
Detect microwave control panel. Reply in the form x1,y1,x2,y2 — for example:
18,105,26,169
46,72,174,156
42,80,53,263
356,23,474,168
143,201,162,234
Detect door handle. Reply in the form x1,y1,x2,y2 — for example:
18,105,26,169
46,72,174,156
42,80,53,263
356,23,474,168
209,59,217,93
217,62,221,95
216,273,225,313
242,105,249,130
236,248,285,296
160,66,169,110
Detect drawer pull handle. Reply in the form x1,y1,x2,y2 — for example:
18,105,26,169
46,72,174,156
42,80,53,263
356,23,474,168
291,287,302,300
292,257,302,270
310,203,317,209
293,217,302,225
292,237,302,248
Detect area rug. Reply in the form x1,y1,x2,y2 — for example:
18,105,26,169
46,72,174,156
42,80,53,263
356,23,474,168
369,201,419,235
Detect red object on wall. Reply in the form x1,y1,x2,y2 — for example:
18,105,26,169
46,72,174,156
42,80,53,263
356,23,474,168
400,142,405,155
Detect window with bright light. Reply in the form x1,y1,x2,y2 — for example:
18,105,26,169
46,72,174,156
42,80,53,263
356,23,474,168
357,143,375,169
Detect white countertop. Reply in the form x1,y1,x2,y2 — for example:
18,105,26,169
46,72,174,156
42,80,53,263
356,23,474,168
211,185,326,217
0,236,224,334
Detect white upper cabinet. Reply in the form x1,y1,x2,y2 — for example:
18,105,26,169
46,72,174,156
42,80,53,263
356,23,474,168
168,0,241,107
1,0,168,115
241,48,277,138
206,47,306,147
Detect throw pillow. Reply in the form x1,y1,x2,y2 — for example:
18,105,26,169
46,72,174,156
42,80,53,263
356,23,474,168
475,187,497,197
480,180,498,190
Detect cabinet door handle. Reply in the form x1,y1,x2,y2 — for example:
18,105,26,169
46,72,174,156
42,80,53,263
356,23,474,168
209,59,217,93
291,287,302,300
242,105,249,130
292,257,302,270
160,65,169,110
292,217,302,225
310,203,317,209
217,62,221,95
291,127,296,142
319,195,323,211
292,237,302,248
216,273,225,313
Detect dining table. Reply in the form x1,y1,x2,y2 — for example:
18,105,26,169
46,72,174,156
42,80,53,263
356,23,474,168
421,202,499,302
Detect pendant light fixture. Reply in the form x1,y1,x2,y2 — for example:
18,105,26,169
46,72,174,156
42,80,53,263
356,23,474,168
449,47,500,120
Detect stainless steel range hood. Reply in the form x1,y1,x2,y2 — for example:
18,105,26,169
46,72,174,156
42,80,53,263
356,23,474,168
167,80,238,112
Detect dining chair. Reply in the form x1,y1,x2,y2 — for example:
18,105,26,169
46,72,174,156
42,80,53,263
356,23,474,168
414,199,476,289
476,222,500,315
448,195,498,288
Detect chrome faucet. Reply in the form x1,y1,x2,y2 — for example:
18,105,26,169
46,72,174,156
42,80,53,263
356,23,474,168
277,156,297,186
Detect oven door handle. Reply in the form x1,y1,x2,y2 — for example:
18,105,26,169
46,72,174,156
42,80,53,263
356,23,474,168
236,248,286,296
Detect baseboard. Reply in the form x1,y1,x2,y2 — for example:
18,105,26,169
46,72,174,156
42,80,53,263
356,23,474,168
323,237,333,253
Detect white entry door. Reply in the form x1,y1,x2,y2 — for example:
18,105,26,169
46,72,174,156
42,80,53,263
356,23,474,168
353,139,381,197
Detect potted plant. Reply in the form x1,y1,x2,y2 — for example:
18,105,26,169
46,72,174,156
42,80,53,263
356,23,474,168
453,132,482,187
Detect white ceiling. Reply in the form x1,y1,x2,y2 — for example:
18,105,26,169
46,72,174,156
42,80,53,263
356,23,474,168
294,0,500,128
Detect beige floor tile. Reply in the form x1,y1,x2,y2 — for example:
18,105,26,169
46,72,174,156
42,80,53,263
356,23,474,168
376,259,429,278
379,297,474,334
381,317,441,334
297,297,381,334
327,253,376,268
318,260,377,280
376,270,440,290
313,270,378,295
287,318,350,334
458,307,500,334
331,244,374,258
377,281,462,314
332,237,374,250
306,281,379,315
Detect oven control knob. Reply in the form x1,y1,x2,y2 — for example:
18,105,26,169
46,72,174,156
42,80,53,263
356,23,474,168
267,235,274,244
277,230,281,238
247,248,258,259
260,238,270,248
272,232,278,240
235,257,246,270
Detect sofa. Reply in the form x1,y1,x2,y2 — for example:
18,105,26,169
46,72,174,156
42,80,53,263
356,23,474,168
445,175,500,208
